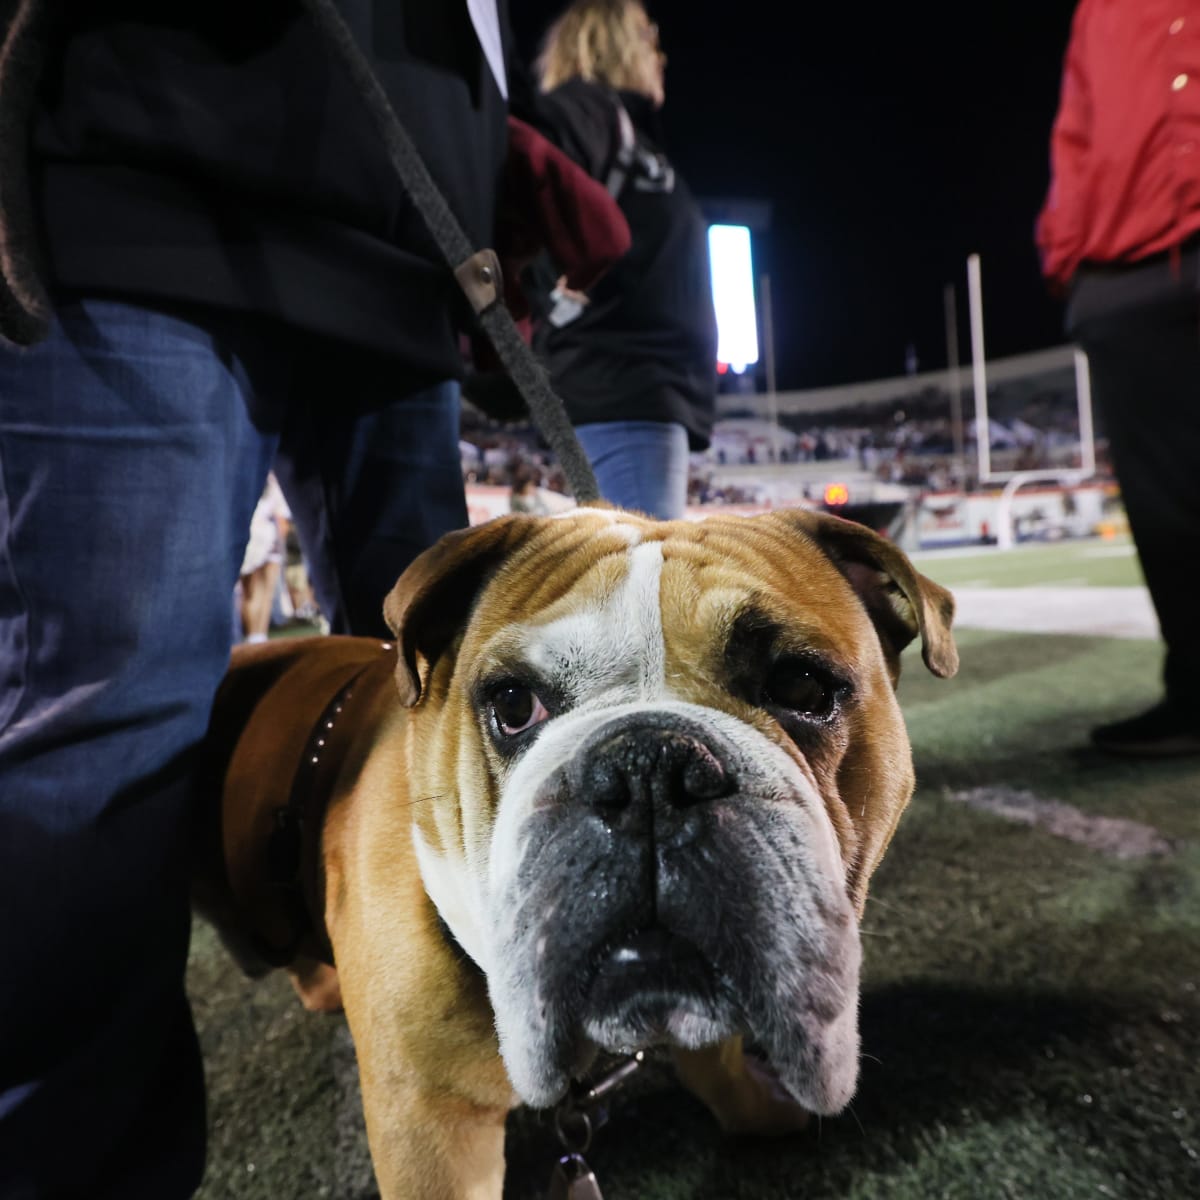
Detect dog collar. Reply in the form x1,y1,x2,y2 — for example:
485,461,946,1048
223,641,397,970
264,661,374,966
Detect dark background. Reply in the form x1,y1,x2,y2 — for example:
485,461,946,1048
509,1,1081,390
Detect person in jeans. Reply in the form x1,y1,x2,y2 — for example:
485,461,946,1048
236,472,291,644
0,2,512,1195
519,0,718,520
1038,0,1200,756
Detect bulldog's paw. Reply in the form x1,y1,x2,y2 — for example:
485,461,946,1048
672,1040,811,1137
288,956,344,1013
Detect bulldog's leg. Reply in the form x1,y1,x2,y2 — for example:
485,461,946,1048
323,789,516,1199
334,955,513,1200
672,1037,811,1136
353,1054,509,1200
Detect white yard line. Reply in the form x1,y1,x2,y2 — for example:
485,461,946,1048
946,786,1176,861
949,586,1157,639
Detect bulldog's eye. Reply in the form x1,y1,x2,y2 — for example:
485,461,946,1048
491,682,550,737
763,660,833,716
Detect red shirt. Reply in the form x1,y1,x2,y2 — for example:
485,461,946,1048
1037,0,1200,289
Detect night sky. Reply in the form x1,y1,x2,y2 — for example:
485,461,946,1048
510,1,1082,390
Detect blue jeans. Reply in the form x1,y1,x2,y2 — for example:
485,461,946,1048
0,298,466,1197
574,420,690,520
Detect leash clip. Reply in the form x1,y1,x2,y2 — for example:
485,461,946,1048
545,1052,645,1200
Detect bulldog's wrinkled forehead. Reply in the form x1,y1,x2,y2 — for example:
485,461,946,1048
466,508,871,699
522,537,669,702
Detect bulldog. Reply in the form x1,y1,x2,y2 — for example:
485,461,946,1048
196,506,957,1199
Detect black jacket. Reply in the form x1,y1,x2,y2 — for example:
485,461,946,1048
0,1,508,387
518,78,718,451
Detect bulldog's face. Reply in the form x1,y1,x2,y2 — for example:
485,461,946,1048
383,508,956,1115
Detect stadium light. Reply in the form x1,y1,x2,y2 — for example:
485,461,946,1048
708,224,759,374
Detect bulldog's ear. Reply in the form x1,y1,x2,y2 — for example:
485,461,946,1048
773,510,958,683
382,516,539,706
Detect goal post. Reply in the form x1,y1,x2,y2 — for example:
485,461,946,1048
966,252,1097,490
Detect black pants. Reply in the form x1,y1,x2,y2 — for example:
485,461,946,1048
1068,255,1200,716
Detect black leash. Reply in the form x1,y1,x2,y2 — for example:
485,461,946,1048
300,0,601,505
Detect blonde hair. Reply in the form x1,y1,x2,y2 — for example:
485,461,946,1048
535,0,657,94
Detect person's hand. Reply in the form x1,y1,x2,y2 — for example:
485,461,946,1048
551,275,590,308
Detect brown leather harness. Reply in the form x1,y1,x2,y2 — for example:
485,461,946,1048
208,638,398,969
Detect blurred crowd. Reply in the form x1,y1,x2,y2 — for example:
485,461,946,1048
459,384,1113,508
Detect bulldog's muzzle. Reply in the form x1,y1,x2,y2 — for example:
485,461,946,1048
489,703,863,1116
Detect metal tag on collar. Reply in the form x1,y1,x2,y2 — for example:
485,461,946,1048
547,1152,603,1200
546,1052,644,1200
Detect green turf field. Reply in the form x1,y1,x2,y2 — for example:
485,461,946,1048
190,539,1199,1200
912,535,1144,590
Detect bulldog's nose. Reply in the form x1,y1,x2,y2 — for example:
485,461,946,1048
576,727,735,835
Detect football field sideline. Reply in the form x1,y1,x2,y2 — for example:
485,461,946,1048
915,536,1158,640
